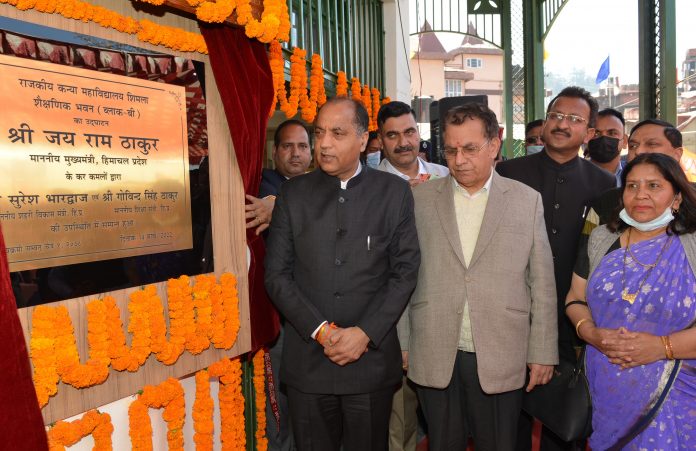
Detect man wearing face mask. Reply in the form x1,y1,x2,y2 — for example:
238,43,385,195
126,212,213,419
377,101,449,187
583,119,685,228
362,131,383,169
587,109,627,187
577,120,688,286
525,119,545,155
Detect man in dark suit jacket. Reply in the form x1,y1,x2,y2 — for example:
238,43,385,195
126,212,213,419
247,119,312,451
265,97,420,451
497,86,615,451
246,119,312,236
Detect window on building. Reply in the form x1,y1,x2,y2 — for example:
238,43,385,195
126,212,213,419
466,58,483,68
445,79,462,97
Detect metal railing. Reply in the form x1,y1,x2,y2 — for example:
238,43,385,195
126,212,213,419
284,0,385,94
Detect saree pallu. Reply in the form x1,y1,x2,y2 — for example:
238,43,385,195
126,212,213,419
586,233,696,450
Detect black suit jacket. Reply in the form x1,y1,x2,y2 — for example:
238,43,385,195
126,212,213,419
497,150,615,361
264,166,420,394
259,168,287,198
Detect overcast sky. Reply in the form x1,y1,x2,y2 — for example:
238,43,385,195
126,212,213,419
413,0,695,86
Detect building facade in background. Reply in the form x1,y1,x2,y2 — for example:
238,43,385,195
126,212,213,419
409,22,503,129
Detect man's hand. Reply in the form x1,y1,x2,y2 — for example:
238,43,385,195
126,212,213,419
245,194,275,235
324,327,370,366
526,363,554,392
401,350,409,371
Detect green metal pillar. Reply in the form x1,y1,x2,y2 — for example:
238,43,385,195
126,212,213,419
523,0,544,123
638,0,657,120
502,0,514,159
659,0,677,124
243,357,256,451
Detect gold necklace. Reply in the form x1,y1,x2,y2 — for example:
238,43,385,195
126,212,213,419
621,229,673,304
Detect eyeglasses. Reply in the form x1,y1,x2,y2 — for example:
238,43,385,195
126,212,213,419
442,139,491,160
546,112,587,125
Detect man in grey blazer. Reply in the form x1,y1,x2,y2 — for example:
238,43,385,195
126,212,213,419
399,103,558,450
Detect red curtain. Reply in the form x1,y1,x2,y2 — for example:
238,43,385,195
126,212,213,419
0,225,48,449
200,25,279,351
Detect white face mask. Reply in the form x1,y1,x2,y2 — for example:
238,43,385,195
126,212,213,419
366,152,381,169
526,145,544,155
619,205,674,232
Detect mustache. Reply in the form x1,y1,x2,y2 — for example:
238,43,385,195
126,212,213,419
550,128,570,137
393,146,415,153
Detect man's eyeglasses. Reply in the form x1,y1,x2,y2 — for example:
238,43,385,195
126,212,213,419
442,139,491,160
546,112,587,125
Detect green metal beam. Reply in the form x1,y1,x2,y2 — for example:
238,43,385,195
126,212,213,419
659,0,677,124
638,0,657,120
502,0,514,159
523,0,544,123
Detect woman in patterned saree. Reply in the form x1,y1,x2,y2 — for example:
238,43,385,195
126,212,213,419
566,153,696,450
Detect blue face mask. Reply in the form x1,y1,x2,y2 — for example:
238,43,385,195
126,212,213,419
366,152,381,169
619,205,674,232
527,145,544,155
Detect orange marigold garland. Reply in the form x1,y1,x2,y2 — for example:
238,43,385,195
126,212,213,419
294,49,313,122
275,0,291,42
235,0,254,25
194,0,234,23
193,370,215,451
128,395,153,451
209,357,245,451
382,96,392,105
137,19,207,53
132,0,166,5
362,85,373,128
302,53,324,122
149,283,186,364
362,84,372,110
209,276,227,347
29,273,241,407
256,0,283,43
107,291,152,372
336,71,348,97
54,302,109,389
253,349,268,451
281,47,306,118
47,409,113,451
138,0,290,45
192,274,215,347
30,305,59,407
165,275,203,355
219,273,241,349
0,0,208,53
129,377,186,451
268,40,287,117
350,77,362,102
371,87,381,131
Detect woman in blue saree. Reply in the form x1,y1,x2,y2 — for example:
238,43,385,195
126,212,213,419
566,153,696,450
